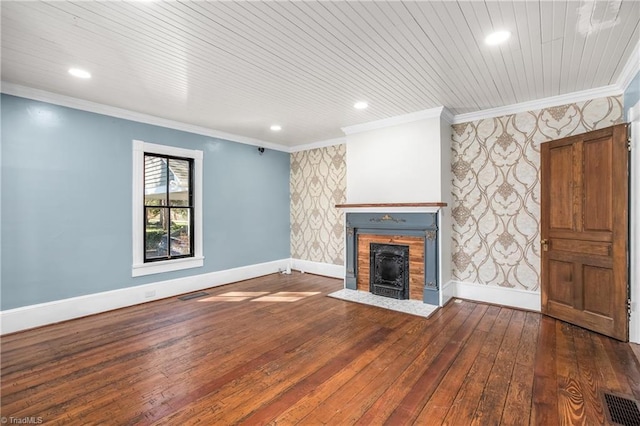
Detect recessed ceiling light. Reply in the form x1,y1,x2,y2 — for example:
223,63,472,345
354,101,368,110
270,125,282,131
485,30,511,46
68,68,91,79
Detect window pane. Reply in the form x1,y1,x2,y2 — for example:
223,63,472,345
145,198,164,206
145,207,169,260
168,158,191,206
170,208,192,256
145,155,167,206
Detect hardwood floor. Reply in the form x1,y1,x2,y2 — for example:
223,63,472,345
2,272,640,425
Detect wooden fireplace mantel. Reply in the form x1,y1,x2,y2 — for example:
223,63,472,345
335,202,447,208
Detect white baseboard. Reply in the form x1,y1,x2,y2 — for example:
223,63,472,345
441,280,455,306
0,259,290,335
290,259,344,279
451,280,541,312
0,262,542,335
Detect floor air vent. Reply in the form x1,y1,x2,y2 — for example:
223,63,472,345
178,291,208,301
604,392,640,426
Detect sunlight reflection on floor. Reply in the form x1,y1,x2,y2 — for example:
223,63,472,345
197,291,320,303
251,292,321,302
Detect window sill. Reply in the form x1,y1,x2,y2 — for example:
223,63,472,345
132,256,204,277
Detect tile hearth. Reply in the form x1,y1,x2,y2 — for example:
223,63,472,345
327,289,439,318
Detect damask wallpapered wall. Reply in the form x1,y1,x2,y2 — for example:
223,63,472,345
290,144,346,265
451,96,623,291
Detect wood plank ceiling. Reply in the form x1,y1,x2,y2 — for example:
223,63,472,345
1,1,638,147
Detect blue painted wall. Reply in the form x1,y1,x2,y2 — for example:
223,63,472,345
1,94,291,310
625,71,640,119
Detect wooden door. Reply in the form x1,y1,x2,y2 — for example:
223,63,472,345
541,124,629,341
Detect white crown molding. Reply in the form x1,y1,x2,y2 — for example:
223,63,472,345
617,39,640,92
288,136,346,153
452,42,638,125
0,259,290,335
440,107,455,125
341,106,444,136
0,82,291,153
452,84,623,124
5,37,638,156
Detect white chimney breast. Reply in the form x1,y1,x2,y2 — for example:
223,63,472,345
345,114,444,204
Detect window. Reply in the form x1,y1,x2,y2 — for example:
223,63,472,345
132,140,203,277
144,154,193,262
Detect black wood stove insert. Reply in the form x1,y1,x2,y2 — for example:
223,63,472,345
369,243,410,300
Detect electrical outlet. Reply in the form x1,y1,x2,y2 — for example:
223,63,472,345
145,290,156,299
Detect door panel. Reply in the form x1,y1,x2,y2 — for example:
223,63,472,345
583,265,612,317
548,260,573,306
552,239,611,256
549,144,575,230
541,124,629,341
583,137,613,232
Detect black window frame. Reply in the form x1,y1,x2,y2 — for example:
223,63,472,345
143,152,195,263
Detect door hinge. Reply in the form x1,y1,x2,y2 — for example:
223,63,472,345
628,298,633,316
629,126,633,151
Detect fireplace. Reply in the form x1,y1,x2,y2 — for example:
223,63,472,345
339,207,443,306
370,243,410,299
